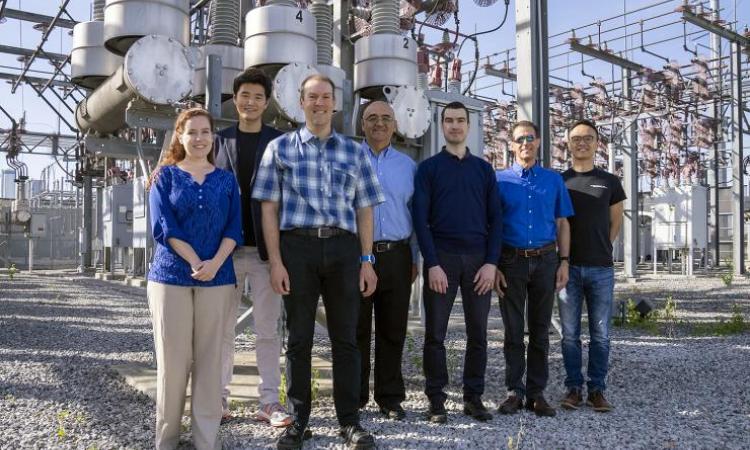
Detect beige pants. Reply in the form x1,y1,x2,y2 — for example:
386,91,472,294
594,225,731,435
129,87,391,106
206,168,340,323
222,246,283,409
147,281,234,450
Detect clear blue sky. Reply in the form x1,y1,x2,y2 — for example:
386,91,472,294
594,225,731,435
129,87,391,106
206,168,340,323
1,0,747,179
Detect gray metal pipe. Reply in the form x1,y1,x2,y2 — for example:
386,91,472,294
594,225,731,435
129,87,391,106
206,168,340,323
76,35,194,134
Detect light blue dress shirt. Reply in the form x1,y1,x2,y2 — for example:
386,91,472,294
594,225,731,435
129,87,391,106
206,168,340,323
364,142,418,261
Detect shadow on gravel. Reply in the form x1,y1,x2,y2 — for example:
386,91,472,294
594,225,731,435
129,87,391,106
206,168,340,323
1,317,151,353
1,303,118,320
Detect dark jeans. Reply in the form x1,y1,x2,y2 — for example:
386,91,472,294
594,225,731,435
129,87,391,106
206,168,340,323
559,265,615,393
357,244,412,408
423,250,491,405
498,249,558,398
280,232,361,428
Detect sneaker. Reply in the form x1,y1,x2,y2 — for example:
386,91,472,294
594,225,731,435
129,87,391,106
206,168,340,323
255,402,294,427
498,392,523,415
587,391,614,412
560,388,583,410
339,424,375,449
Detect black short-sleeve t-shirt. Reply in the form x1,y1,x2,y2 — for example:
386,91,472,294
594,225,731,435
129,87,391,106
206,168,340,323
562,168,627,267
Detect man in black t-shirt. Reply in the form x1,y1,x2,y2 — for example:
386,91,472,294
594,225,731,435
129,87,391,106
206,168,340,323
214,69,289,426
559,119,625,413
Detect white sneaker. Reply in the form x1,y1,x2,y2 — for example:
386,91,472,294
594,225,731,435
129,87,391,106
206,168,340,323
253,402,293,427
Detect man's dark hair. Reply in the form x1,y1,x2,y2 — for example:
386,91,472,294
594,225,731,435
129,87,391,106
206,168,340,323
232,68,272,98
510,120,540,138
300,74,336,100
567,118,599,138
441,101,470,123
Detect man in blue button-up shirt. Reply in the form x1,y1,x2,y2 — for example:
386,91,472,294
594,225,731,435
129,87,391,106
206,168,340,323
495,120,574,418
355,101,418,421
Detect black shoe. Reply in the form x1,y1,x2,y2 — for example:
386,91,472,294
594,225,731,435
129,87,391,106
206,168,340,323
339,424,375,449
463,398,493,422
379,404,406,420
426,401,447,423
276,423,312,450
526,395,556,417
498,393,523,415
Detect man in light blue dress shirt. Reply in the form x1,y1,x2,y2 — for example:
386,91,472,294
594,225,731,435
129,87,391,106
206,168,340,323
355,101,418,421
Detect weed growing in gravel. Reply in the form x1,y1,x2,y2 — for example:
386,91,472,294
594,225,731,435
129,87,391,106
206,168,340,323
663,295,678,338
55,410,70,441
720,262,734,286
404,333,423,372
7,263,17,280
614,299,660,334
229,400,241,411
691,304,748,336
446,341,461,380
279,372,287,406
311,368,320,404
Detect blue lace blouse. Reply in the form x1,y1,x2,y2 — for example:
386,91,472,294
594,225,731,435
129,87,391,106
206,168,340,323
147,165,243,286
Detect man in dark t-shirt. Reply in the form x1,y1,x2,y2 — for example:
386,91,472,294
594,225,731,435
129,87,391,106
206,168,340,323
559,119,625,413
214,69,288,427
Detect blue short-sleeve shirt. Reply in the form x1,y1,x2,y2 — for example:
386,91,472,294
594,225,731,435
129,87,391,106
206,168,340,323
496,162,574,249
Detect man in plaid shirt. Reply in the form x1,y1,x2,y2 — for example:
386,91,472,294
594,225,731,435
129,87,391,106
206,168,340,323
253,74,384,450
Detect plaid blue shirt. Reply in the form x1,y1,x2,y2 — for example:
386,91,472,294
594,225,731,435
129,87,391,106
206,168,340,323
252,127,384,233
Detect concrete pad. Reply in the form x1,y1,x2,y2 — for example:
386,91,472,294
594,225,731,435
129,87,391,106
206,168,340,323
112,351,333,411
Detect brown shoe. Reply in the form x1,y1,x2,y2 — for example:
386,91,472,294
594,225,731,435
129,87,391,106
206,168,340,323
587,391,613,412
498,393,523,415
526,395,556,417
560,389,583,410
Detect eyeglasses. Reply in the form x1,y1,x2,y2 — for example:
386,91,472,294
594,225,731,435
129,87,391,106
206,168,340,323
513,135,536,144
570,135,597,144
364,116,394,125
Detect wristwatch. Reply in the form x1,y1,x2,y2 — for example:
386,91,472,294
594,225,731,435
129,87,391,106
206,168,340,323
361,254,376,264
559,256,569,263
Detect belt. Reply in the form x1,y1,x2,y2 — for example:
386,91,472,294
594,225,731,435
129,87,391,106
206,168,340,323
286,227,349,239
504,242,557,258
373,239,409,253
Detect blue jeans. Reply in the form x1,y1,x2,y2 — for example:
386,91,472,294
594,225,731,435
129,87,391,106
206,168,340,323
558,265,614,393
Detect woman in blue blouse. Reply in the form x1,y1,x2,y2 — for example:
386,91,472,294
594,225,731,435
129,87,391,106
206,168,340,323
147,107,242,450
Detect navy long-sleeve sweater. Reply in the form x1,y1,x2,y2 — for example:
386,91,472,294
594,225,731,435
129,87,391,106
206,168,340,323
412,148,503,268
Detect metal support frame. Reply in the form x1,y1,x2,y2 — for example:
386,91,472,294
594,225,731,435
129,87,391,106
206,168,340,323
10,0,72,94
731,41,745,274
81,175,93,269
515,0,550,166
0,44,67,62
0,8,77,29
205,54,223,118
710,0,722,267
622,69,639,279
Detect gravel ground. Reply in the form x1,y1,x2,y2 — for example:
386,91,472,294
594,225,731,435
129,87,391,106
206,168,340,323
1,271,749,449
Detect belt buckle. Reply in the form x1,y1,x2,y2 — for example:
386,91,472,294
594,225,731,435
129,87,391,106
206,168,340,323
317,227,332,239
523,249,531,258
375,242,388,253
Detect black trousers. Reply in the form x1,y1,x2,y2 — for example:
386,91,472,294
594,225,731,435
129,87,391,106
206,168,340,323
498,249,558,398
356,243,412,408
423,250,491,405
280,232,361,428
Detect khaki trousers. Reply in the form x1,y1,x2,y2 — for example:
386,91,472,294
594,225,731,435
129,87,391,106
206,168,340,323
222,246,283,409
147,281,234,450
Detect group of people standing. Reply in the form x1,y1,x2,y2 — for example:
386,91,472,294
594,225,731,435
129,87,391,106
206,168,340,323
145,67,625,450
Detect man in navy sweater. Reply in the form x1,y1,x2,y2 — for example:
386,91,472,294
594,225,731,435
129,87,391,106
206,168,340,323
412,101,503,424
